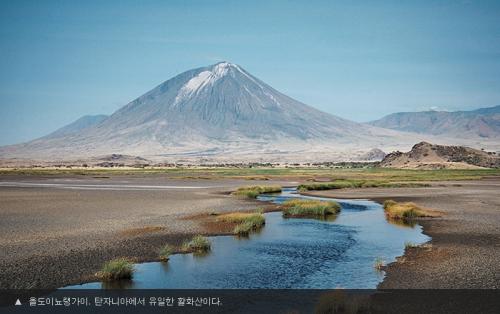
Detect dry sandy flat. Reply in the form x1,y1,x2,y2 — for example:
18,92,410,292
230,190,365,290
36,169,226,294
304,178,500,288
1,175,499,289
0,175,292,289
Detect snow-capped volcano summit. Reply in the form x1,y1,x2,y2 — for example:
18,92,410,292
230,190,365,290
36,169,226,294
0,62,423,163
97,61,378,144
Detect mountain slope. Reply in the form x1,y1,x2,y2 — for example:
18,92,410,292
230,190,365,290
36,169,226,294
45,115,108,139
368,106,500,139
0,62,433,163
380,142,500,169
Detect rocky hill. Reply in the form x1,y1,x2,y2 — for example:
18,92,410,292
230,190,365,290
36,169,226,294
379,142,500,169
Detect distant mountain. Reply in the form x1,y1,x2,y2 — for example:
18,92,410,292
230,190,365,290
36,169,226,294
45,115,108,139
379,142,500,169
0,62,420,163
368,106,500,139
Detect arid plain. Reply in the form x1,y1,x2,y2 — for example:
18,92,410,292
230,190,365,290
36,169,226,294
1,168,499,289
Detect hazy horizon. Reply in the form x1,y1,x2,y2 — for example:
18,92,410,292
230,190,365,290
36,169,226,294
1,1,500,145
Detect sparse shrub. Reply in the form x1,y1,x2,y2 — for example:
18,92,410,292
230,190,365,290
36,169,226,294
159,244,173,261
383,200,439,219
182,235,211,252
217,212,266,235
282,199,340,217
96,258,134,281
233,221,255,236
232,185,282,198
383,200,397,210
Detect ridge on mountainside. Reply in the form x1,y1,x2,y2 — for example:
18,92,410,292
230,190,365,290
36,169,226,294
379,142,500,169
368,106,500,139
0,62,423,163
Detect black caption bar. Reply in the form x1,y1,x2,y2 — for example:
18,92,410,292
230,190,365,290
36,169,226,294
1,289,500,314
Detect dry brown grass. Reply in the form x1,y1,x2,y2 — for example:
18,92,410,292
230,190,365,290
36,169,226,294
383,200,440,219
216,212,266,236
282,199,340,217
216,212,261,223
232,185,282,198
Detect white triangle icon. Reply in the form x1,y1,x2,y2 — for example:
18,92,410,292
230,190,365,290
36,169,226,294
15,299,21,306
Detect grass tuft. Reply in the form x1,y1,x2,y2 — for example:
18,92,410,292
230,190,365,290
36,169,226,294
233,221,256,236
181,235,211,253
232,185,282,198
159,244,173,261
383,200,439,219
282,198,340,218
217,212,266,236
96,258,134,281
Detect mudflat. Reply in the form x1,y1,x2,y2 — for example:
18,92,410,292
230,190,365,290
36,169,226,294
304,178,500,288
0,175,291,289
1,173,499,289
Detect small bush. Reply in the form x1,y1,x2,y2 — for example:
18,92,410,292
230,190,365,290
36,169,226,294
96,258,134,281
159,244,173,261
282,199,340,218
232,185,282,198
383,200,439,220
182,235,211,253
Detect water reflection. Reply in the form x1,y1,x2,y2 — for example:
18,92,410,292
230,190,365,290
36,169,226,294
386,217,418,228
63,188,429,289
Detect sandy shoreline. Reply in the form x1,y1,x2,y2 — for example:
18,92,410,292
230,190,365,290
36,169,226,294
303,179,500,288
1,175,499,289
0,175,282,289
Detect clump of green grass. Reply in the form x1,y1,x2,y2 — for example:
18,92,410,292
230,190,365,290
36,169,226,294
181,235,211,253
217,212,266,236
383,200,439,220
297,180,430,192
96,258,134,281
232,185,282,198
282,199,340,218
159,244,173,262
233,221,256,236
374,257,385,271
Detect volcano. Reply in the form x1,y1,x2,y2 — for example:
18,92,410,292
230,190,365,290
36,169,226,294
0,62,426,163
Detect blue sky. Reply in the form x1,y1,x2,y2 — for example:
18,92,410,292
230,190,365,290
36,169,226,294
1,0,500,145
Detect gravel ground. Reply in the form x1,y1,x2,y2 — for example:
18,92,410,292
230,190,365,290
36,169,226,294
0,175,286,289
304,178,500,288
1,175,499,289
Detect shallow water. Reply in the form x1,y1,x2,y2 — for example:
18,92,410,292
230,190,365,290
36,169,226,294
64,188,429,289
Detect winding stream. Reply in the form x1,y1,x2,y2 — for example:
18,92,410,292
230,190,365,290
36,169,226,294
64,188,429,289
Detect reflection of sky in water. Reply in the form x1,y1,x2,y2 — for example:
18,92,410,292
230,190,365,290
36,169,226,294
64,188,429,289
